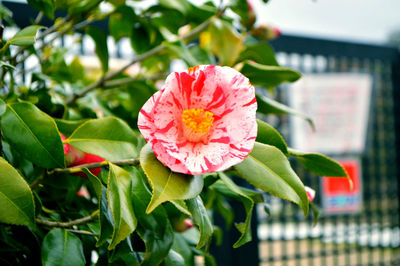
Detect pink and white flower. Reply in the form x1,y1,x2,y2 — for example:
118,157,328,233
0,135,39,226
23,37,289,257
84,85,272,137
305,186,316,202
138,65,257,175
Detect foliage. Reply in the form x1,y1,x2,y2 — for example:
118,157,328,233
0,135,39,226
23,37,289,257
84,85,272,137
0,0,348,264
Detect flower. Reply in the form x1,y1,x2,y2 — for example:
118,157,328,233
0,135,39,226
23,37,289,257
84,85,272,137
138,65,257,175
305,186,316,202
61,134,105,177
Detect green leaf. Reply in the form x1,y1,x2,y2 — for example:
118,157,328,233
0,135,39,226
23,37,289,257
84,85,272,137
213,173,254,247
109,5,137,41
41,228,85,266
140,143,203,214
207,19,244,66
97,187,114,247
256,94,315,130
1,102,65,168
165,250,185,266
288,148,349,177
0,98,5,116
240,61,301,89
86,26,109,73
67,117,137,161
0,60,16,70
185,196,213,249
129,167,174,266
107,163,137,250
310,202,320,226
55,118,87,136
9,25,44,46
159,0,192,16
0,157,35,227
256,119,288,155
28,0,55,19
237,43,279,66
234,142,309,216
228,0,249,25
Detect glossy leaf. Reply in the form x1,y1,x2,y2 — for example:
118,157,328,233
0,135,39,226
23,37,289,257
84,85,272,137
237,43,279,66
229,0,249,24
28,0,55,19
67,117,137,161
107,163,137,250
288,148,349,177
206,19,244,66
41,228,85,266
213,173,254,247
55,118,87,136
97,188,114,247
1,102,65,168
159,0,192,16
240,61,301,89
234,142,309,215
129,167,174,266
165,249,185,266
256,94,315,130
87,26,109,73
109,5,137,41
140,143,203,214
0,157,35,227
256,119,288,155
9,25,44,46
186,196,213,249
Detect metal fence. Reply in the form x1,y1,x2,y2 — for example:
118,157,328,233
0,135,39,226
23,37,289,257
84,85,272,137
256,36,400,266
4,1,400,265
211,36,400,266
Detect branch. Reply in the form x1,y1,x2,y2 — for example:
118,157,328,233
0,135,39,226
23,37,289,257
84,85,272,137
48,158,139,175
36,210,99,228
65,7,227,105
103,74,167,88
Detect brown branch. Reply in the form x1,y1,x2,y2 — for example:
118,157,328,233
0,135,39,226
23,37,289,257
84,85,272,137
103,74,167,88
48,158,139,175
65,7,227,105
36,210,99,228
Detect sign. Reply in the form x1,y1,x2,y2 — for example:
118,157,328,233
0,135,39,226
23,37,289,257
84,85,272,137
321,158,363,214
289,73,372,154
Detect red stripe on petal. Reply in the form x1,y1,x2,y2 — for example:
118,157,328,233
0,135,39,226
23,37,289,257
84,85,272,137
193,70,206,95
230,144,251,153
214,108,233,121
207,86,225,109
140,109,152,121
203,156,214,171
243,97,257,107
171,93,183,110
179,72,196,107
209,136,230,144
157,120,174,133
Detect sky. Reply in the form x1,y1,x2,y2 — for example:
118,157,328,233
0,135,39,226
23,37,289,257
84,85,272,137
252,0,400,45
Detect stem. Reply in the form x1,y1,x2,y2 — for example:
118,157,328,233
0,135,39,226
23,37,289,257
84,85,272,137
65,7,226,105
66,229,99,236
29,174,44,190
103,74,167,88
48,158,140,175
36,210,99,228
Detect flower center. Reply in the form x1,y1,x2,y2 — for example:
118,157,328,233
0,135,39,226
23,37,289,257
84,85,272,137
181,108,214,142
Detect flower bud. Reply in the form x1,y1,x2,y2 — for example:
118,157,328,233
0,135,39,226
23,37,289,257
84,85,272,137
61,133,105,177
245,0,256,30
251,24,281,40
305,186,316,202
173,218,194,232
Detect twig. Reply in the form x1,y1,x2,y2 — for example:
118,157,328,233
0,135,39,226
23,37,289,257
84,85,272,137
103,74,167,88
29,175,44,190
36,210,99,228
66,229,99,236
48,158,140,175
65,7,227,105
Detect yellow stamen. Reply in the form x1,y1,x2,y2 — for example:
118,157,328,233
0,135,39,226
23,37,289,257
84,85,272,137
181,108,214,133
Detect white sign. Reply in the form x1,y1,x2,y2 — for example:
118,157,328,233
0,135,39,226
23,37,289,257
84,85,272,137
289,73,372,154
